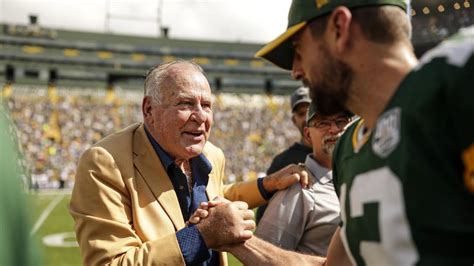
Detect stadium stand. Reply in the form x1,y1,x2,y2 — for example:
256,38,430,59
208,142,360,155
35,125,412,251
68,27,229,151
0,19,300,94
5,86,299,189
2,1,473,89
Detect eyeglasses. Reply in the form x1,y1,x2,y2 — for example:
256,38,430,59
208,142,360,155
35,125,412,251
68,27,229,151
308,117,350,130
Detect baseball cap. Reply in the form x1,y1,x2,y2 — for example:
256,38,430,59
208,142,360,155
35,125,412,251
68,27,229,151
255,0,410,70
290,86,311,112
306,101,354,123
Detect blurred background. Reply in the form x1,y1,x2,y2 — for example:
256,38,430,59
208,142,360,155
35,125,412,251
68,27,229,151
0,0,472,265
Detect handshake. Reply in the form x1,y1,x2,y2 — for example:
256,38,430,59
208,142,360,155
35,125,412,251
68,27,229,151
188,163,309,251
189,196,255,251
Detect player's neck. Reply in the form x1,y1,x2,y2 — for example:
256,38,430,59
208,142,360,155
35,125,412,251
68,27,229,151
347,42,418,129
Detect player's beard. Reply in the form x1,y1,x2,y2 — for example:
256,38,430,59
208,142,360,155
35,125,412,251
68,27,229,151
306,41,353,116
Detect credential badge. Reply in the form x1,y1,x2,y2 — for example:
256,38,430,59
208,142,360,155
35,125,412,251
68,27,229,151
372,107,401,158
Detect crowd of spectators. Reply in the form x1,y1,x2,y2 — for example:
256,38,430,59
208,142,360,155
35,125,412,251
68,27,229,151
5,86,300,189
211,94,299,183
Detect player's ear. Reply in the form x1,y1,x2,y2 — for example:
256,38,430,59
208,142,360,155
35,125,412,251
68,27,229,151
328,6,353,55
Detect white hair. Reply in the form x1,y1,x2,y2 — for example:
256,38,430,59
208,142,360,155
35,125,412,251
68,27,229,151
144,59,205,105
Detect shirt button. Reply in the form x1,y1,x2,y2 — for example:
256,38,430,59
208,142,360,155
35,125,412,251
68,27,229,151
179,185,184,190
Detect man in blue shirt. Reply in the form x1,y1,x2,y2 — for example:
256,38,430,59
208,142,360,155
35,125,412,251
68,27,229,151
70,59,309,265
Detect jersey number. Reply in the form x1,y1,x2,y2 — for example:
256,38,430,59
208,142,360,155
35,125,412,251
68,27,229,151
340,167,419,265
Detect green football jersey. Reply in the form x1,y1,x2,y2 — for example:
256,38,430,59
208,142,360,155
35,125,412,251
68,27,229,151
333,26,474,265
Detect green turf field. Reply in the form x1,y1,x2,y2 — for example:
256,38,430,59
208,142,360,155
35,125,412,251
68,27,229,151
28,191,242,266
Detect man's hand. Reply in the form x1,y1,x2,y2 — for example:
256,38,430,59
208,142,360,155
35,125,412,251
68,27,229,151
262,163,309,193
208,195,230,207
188,196,229,225
196,201,255,249
188,202,209,225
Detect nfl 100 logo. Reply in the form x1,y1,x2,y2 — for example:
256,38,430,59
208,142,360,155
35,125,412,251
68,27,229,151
372,107,401,158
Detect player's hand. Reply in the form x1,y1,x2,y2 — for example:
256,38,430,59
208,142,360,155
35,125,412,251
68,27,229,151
262,163,310,192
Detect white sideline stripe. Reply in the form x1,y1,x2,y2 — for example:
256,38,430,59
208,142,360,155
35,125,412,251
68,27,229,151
31,194,65,235
27,189,72,196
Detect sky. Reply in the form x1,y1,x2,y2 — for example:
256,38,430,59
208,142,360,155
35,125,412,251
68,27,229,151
0,0,293,44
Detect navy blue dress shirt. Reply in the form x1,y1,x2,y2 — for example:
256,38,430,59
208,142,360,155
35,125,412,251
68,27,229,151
145,127,219,266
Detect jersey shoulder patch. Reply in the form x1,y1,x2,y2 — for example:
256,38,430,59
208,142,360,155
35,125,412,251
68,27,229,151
372,107,401,158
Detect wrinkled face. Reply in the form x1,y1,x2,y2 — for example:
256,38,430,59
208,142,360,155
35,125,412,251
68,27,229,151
292,102,310,136
292,25,353,116
143,66,213,160
305,113,350,159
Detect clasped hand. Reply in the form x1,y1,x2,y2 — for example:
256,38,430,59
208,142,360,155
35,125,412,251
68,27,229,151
191,196,255,250
188,163,309,250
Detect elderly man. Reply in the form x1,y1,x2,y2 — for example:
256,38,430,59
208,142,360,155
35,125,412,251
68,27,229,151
256,102,351,255
207,0,474,265
69,59,308,265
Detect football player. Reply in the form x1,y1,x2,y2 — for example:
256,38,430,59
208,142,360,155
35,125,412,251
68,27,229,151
216,0,474,265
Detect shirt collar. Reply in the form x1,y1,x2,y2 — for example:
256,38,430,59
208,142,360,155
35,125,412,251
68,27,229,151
144,125,213,175
304,154,332,184
144,126,175,170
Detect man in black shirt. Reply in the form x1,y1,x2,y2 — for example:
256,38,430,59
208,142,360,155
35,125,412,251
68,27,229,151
256,86,313,223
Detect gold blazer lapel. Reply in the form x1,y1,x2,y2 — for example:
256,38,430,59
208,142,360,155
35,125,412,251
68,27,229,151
133,124,185,230
205,170,219,202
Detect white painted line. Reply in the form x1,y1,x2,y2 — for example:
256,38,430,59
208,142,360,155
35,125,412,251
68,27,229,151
31,194,65,235
43,232,78,247
27,189,72,196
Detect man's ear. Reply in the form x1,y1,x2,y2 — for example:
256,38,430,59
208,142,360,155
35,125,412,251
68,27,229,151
142,96,153,124
303,126,313,147
328,6,353,55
